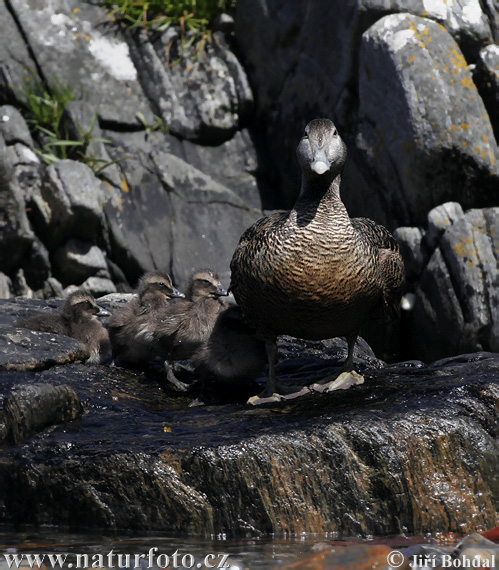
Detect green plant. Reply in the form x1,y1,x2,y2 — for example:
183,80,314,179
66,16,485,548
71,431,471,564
17,70,122,173
102,0,234,33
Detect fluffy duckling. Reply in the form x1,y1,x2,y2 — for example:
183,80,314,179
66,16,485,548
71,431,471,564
156,269,228,364
17,290,110,364
190,304,267,404
107,271,185,367
229,118,405,402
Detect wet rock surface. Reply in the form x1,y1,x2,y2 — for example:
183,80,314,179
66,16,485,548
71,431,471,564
0,299,497,537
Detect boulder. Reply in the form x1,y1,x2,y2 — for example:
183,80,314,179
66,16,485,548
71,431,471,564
152,149,262,286
234,2,497,223
0,293,496,535
30,160,104,251
0,105,34,147
413,207,498,361
0,134,34,275
7,0,155,127
393,226,425,283
0,0,38,102
473,44,499,140
358,14,499,227
53,238,111,287
0,273,12,299
127,29,253,144
0,383,83,445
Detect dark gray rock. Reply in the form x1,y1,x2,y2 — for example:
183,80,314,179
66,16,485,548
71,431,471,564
0,273,12,299
393,226,425,282
65,276,116,298
0,298,89,370
425,201,465,252
0,134,34,275
127,28,253,144
234,1,494,214
0,105,33,147
413,207,498,361
152,149,262,286
22,236,51,292
0,322,496,535
0,0,38,103
473,44,499,140
181,129,265,210
358,13,499,227
0,383,83,445
31,160,104,251
53,238,111,287
7,0,154,127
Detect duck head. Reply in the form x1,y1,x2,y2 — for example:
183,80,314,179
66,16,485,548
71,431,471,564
188,269,228,301
137,271,185,302
62,290,110,321
296,119,347,179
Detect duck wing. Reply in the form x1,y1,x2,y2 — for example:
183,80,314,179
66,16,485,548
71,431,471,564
230,212,288,288
351,217,405,322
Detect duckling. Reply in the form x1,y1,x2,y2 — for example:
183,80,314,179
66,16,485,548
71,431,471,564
17,290,110,364
107,271,185,367
229,118,405,402
190,304,267,404
156,269,229,365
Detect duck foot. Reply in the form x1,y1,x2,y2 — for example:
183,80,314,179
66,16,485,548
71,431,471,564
247,384,310,405
310,370,364,393
164,362,191,392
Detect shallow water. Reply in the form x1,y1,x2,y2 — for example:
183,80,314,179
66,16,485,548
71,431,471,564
0,528,439,570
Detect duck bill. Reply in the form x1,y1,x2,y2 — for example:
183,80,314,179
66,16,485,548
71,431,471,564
170,287,186,299
214,285,229,297
311,149,330,175
96,306,111,318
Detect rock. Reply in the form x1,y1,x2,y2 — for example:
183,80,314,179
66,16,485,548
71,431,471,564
0,273,12,299
425,202,465,252
0,105,34,147
358,14,499,227
0,0,38,102
0,329,496,534
39,277,64,300
473,44,499,140
0,383,83,445
393,226,425,282
127,28,253,144
152,149,262,286
413,207,498,361
0,298,90,370
30,160,104,251
66,276,116,297
234,1,495,217
7,0,154,127
21,236,51,291
0,134,34,275
53,238,111,287
181,129,266,210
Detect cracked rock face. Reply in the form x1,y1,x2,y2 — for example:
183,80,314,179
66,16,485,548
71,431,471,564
413,207,498,361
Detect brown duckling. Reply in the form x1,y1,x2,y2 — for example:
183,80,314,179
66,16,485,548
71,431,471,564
190,304,267,404
156,269,228,365
229,118,405,402
17,290,110,364
107,271,185,367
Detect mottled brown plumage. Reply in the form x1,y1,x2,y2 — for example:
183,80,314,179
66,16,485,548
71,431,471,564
18,290,110,364
230,118,405,398
107,271,185,366
156,269,228,363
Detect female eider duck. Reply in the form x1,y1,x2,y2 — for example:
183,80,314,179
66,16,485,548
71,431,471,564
18,290,111,364
229,118,405,402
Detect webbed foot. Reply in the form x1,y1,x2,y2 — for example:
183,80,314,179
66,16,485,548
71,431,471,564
310,370,364,393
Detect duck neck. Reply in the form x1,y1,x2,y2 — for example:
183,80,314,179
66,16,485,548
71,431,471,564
293,173,346,218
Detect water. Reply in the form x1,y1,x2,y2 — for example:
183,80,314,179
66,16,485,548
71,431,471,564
0,528,437,570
